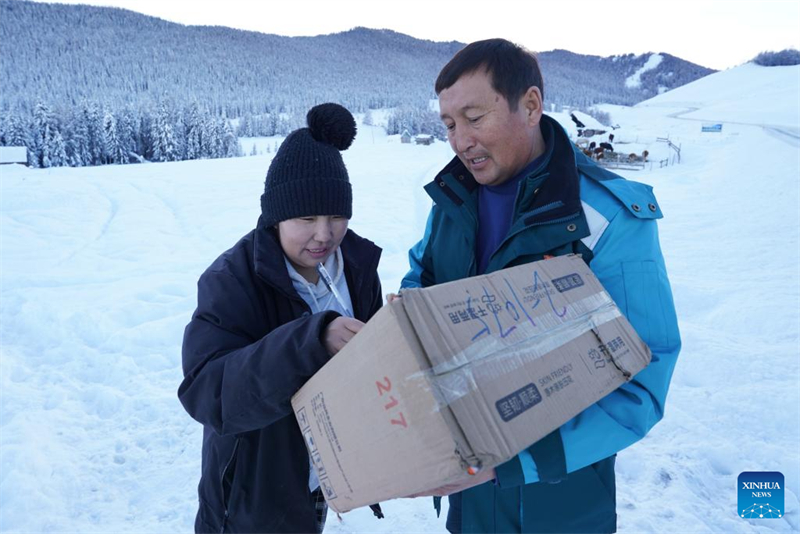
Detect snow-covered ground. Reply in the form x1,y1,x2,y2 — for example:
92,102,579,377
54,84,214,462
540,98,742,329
637,62,800,131
1,63,799,533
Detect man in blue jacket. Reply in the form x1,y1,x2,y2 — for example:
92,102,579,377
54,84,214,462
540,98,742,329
400,39,681,533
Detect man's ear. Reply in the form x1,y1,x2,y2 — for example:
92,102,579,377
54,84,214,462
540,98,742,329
522,86,543,125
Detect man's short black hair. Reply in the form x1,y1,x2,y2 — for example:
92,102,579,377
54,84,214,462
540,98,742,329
435,38,544,112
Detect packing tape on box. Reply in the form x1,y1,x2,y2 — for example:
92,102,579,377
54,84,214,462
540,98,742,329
407,292,623,408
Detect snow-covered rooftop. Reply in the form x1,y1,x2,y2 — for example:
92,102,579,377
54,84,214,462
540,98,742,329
0,146,27,164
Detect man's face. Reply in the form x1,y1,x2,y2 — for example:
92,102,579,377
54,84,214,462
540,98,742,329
439,69,540,187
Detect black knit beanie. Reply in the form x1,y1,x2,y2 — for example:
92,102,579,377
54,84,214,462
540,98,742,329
260,103,357,226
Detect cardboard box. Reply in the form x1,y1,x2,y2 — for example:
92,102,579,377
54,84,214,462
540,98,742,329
291,254,651,513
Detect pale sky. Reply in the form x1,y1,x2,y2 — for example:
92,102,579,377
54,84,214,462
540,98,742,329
36,0,800,70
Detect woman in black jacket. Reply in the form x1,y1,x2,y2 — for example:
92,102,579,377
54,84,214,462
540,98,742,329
179,104,382,533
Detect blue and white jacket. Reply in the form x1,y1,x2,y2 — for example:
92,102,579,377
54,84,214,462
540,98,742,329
401,114,681,533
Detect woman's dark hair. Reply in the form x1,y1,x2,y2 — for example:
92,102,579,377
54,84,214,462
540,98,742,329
435,38,544,111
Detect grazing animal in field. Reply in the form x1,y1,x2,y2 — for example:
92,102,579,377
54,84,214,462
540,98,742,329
626,150,650,163
580,141,597,158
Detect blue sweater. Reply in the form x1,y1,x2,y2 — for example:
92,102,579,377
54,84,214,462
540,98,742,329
476,154,546,274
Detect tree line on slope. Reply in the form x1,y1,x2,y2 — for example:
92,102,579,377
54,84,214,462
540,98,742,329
753,49,800,67
0,101,240,168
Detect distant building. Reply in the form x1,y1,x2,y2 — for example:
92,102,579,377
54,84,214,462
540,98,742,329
0,146,28,166
415,135,434,146
400,129,412,144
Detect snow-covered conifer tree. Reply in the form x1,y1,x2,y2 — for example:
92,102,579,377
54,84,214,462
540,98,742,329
103,108,122,164
238,114,252,137
49,129,68,167
1,113,32,152
32,102,67,168
151,101,178,162
117,108,137,162
66,110,91,166
221,118,240,158
82,103,103,166
184,102,204,160
173,109,187,161
138,114,153,161
205,118,222,159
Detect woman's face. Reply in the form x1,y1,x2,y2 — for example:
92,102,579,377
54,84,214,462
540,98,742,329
278,215,349,283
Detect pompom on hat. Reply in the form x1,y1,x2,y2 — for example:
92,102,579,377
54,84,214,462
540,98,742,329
261,103,357,226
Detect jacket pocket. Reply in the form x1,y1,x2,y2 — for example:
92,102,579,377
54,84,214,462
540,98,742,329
219,438,240,533
589,454,617,505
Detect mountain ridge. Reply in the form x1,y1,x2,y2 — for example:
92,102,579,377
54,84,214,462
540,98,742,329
0,0,715,116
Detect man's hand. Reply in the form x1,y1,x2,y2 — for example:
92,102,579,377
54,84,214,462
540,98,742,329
385,292,402,303
323,316,364,355
405,468,496,497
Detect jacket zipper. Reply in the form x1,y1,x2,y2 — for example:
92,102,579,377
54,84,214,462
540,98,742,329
219,438,240,534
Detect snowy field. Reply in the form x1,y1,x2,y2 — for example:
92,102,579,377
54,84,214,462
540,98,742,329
1,63,799,533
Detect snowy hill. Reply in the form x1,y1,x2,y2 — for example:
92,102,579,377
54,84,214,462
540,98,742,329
0,0,713,114
1,64,798,533
637,62,800,130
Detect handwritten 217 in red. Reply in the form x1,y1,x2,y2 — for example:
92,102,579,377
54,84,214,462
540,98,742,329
376,376,408,428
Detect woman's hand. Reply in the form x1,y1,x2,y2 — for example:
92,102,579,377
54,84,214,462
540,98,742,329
323,316,364,355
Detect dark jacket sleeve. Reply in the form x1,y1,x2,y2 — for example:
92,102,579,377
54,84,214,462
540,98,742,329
366,273,384,320
178,268,339,437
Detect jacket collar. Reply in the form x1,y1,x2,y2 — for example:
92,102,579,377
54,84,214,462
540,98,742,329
522,114,582,225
